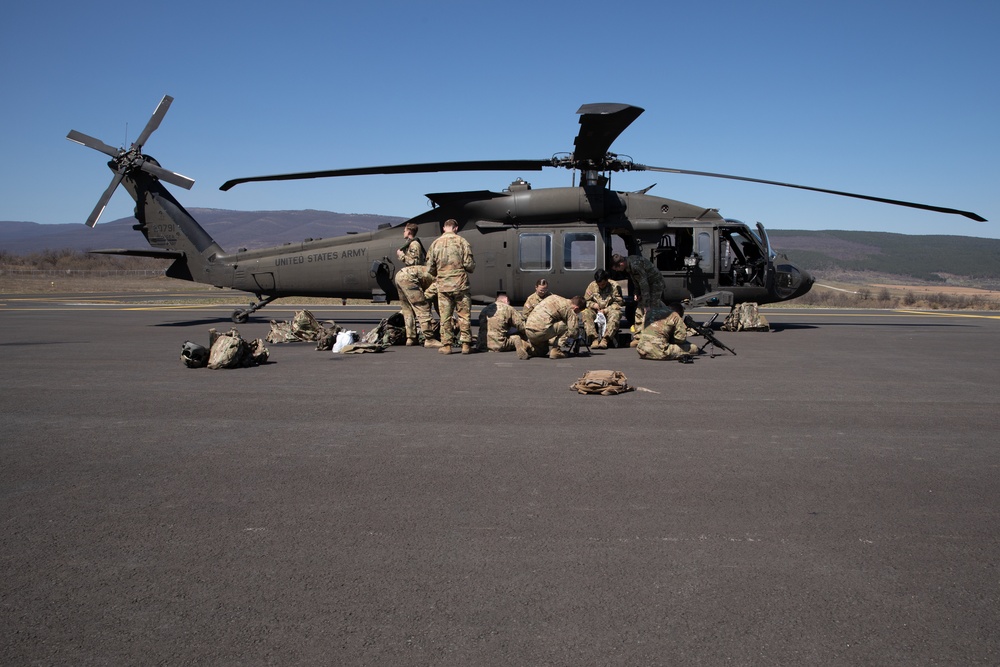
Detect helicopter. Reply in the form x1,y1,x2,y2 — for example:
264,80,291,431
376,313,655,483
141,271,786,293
68,96,986,323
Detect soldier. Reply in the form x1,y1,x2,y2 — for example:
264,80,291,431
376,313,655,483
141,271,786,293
477,294,524,352
425,218,476,355
520,278,551,319
396,222,425,266
515,295,585,360
636,303,701,361
610,253,667,344
393,264,438,346
581,268,624,349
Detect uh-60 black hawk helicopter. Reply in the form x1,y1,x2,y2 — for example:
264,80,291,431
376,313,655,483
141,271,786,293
68,96,986,324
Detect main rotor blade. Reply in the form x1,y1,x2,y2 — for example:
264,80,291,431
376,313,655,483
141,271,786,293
133,94,173,149
67,130,119,158
140,161,195,190
86,171,125,227
633,164,987,222
573,104,644,164
220,159,551,191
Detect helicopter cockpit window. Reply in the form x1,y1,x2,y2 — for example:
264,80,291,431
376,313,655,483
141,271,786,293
563,232,597,271
720,228,766,286
518,233,552,272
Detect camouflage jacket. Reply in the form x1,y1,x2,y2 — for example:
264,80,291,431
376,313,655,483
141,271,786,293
637,308,688,349
478,301,524,349
525,294,579,335
521,291,550,318
426,231,475,293
394,264,434,291
626,255,666,307
400,237,425,266
584,280,624,312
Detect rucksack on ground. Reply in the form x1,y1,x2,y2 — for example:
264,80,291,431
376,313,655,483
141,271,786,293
203,328,269,369
569,370,634,395
721,303,770,332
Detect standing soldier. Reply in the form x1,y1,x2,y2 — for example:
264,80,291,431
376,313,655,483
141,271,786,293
477,294,524,352
396,222,425,266
610,253,667,344
636,304,701,361
515,295,585,360
393,264,438,347
581,269,624,349
425,219,476,355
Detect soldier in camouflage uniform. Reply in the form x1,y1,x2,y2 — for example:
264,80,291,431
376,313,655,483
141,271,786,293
425,219,476,354
477,294,524,352
520,278,551,319
611,253,667,343
581,269,624,349
393,264,437,346
396,222,425,267
636,304,701,361
515,295,585,360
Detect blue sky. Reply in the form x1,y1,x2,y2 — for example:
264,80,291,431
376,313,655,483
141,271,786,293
2,0,996,239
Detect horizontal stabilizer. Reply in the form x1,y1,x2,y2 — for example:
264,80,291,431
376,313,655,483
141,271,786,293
88,249,185,259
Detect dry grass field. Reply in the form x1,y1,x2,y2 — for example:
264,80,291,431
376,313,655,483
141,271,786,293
0,271,354,306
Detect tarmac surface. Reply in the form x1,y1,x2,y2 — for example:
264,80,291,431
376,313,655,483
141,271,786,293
2,293,999,665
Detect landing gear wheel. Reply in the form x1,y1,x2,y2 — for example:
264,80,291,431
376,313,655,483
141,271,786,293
232,309,249,324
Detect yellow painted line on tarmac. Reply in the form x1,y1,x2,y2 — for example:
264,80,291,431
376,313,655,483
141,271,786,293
121,304,222,311
761,311,919,317
763,309,1000,319
895,310,1000,320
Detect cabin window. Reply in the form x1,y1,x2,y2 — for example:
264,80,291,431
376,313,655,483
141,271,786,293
518,233,552,271
697,231,714,273
562,232,597,271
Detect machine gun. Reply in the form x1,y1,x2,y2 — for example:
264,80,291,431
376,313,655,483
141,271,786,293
683,313,736,357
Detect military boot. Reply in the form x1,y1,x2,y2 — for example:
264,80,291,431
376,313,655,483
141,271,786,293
424,339,444,349
549,348,567,359
439,344,453,355
513,336,530,360
461,343,471,355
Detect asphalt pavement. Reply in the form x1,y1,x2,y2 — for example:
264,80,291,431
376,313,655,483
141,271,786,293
2,295,999,665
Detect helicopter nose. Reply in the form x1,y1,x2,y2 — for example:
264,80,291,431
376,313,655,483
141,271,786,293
797,268,815,297
774,262,814,300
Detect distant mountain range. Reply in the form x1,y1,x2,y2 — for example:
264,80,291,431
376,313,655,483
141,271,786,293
767,230,1000,286
0,209,405,255
3,211,998,287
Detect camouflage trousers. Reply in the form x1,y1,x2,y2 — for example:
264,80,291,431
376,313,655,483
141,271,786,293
636,338,700,360
478,326,518,352
581,306,622,341
437,289,472,345
524,321,569,356
397,284,436,341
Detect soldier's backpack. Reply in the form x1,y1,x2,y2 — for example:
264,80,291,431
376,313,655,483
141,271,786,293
362,313,406,346
267,310,340,343
721,302,770,332
206,328,269,369
208,330,246,369
569,370,634,395
290,309,324,339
